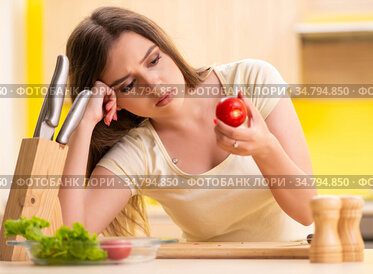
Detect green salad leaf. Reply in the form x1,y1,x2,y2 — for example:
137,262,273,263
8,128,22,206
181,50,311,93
4,216,107,261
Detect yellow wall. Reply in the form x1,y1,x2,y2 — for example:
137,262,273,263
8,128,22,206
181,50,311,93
293,99,373,197
26,0,43,138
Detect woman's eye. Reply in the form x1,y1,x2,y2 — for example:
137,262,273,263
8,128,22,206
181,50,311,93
150,54,161,65
119,80,135,93
119,55,161,93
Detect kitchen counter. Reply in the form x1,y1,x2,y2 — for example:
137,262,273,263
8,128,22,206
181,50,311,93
0,250,372,274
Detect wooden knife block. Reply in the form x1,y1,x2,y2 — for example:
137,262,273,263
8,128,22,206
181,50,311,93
0,138,68,261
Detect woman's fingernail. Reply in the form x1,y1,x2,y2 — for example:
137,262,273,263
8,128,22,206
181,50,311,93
213,118,217,125
106,103,113,111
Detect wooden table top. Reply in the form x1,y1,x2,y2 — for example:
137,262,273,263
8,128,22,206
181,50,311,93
1,249,372,274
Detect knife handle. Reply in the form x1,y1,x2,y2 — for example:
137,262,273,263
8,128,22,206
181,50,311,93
56,89,92,145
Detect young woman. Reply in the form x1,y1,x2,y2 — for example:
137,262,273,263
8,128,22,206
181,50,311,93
59,6,317,242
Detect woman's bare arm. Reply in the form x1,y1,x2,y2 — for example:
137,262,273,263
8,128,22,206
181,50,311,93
58,80,131,234
255,96,318,226
214,92,317,226
84,166,132,234
59,122,93,228
58,121,131,234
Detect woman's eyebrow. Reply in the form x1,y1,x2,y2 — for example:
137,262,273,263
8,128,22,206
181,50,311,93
109,44,158,88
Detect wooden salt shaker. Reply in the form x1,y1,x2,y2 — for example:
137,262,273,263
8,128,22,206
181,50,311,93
338,195,365,262
309,195,343,263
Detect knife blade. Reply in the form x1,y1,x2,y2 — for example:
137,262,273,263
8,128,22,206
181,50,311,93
33,55,69,140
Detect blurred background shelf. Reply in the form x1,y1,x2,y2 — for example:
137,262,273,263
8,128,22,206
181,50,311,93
296,21,373,38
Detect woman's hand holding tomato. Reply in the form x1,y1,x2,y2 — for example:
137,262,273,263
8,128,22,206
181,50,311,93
81,80,119,128
215,95,248,128
214,90,276,158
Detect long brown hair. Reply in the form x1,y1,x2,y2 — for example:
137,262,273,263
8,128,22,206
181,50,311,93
66,6,212,236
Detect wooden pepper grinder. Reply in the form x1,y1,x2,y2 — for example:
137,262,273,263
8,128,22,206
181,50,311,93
309,195,343,263
338,195,365,262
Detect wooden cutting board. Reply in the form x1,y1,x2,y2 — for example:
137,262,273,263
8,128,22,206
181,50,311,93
157,241,309,259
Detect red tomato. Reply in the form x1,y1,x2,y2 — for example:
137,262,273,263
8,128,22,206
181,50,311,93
215,97,248,127
100,240,132,260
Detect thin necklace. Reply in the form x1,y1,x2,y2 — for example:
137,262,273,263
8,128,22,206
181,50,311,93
147,119,179,165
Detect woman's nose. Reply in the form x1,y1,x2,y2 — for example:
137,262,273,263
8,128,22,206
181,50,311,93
141,71,160,86
140,74,162,97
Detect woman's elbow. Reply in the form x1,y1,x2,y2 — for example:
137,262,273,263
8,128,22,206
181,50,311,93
299,216,313,226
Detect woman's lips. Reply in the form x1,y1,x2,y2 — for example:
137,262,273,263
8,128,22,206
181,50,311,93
156,89,175,106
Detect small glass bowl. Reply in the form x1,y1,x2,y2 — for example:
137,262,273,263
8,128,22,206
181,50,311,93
7,236,177,265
